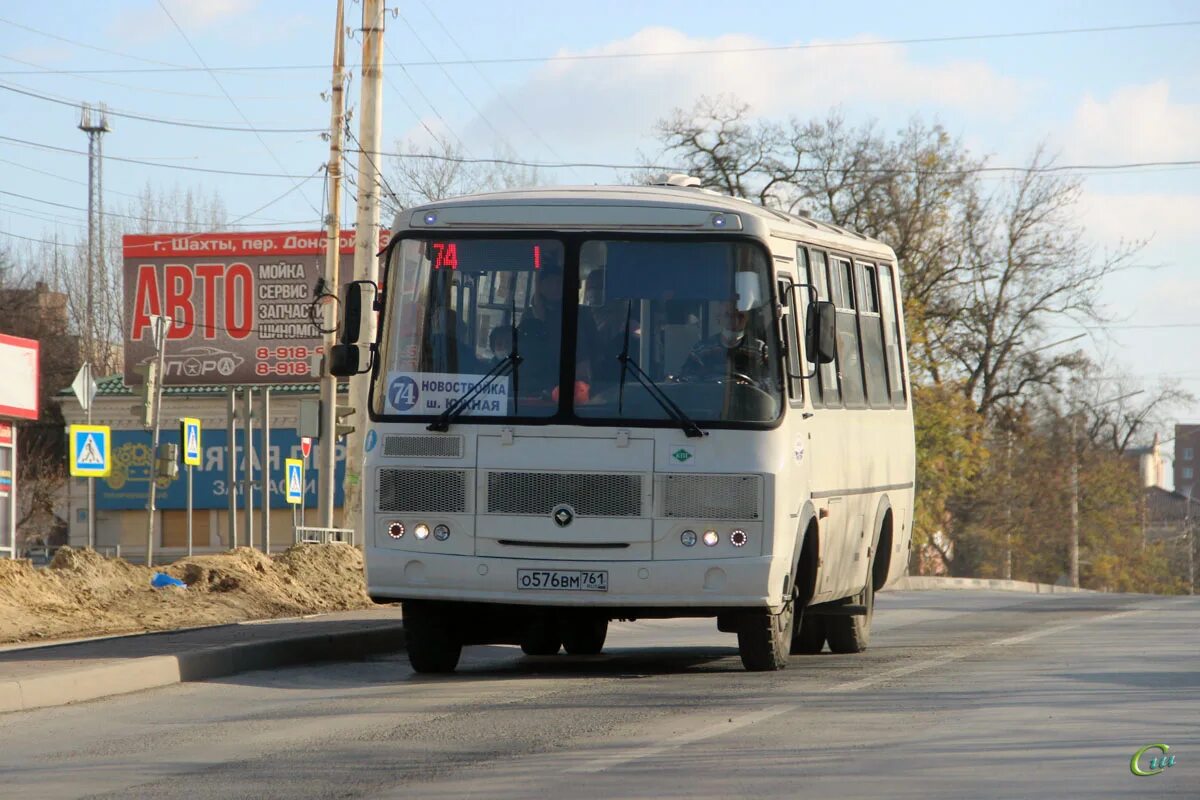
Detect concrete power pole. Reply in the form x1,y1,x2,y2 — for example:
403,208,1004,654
344,0,386,540
319,0,347,530
78,103,110,367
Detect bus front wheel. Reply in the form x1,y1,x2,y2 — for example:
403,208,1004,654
403,601,463,673
737,589,796,671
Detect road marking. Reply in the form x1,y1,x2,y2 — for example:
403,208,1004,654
567,606,1151,774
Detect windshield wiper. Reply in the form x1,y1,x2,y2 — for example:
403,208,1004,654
616,300,705,439
427,341,522,432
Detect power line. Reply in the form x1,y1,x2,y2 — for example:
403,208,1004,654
1,19,1197,75
417,0,578,178
344,128,404,211
382,39,474,156
154,0,321,216
0,227,85,249
345,145,1200,176
0,80,324,133
0,134,315,178
0,14,186,68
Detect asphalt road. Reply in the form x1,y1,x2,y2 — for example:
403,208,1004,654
3,590,1196,800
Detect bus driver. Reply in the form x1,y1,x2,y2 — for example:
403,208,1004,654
680,272,770,389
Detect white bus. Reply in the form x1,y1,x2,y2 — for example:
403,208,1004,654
331,177,915,672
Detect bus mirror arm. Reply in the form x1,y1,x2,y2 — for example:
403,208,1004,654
787,283,825,379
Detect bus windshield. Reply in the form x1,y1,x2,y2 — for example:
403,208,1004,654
373,236,782,424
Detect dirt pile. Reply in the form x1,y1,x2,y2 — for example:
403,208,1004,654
0,544,373,644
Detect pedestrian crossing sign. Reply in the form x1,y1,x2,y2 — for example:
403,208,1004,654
285,458,304,505
69,424,111,477
180,417,202,466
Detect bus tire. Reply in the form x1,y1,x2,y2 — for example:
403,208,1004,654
790,610,826,654
562,617,608,655
825,577,874,654
520,621,562,656
403,601,463,673
737,589,796,671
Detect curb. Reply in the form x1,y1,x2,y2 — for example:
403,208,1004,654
889,575,1095,594
0,623,407,715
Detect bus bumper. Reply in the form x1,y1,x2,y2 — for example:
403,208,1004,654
366,548,778,609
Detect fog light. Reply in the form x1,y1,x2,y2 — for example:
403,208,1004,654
433,524,450,541
703,529,719,547
414,523,430,541
730,529,748,548
680,530,697,547
388,521,405,539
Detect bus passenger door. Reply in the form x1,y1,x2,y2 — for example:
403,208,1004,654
779,271,814,581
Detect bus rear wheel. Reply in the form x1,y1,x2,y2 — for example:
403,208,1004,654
825,577,874,654
562,617,608,655
403,601,463,673
790,610,826,654
737,590,796,671
520,619,562,656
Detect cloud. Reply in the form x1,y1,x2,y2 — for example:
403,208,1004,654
1077,189,1200,249
449,27,1024,161
1063,82,1200,163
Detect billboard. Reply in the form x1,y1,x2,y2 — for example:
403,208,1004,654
122,230,385,386
0,333,39,420
94,427,345,511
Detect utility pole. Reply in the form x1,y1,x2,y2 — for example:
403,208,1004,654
344,0,386,540
145,314,168,566
78,103,110,366
319,0,347,530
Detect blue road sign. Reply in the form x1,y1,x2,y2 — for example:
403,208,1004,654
285,459,304,505
181,417,202,466
69,424,111,477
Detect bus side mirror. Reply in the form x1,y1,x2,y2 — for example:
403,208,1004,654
340,280,378,345
805,301,836,365
329,280,379,377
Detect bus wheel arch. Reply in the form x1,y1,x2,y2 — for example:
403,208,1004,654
871,496,894,593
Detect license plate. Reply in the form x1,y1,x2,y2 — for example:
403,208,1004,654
517,569,609,592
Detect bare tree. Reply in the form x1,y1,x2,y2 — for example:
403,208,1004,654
389,135,542,206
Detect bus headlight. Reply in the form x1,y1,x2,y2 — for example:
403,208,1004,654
388,521,405,539
414,523,430,541
703,530,720,547
730,529,748,548
433,524,450,541
680,530,697,547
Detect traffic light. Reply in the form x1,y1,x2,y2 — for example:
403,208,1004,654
335,405,356,439
155,442,179,481
130,362,158,429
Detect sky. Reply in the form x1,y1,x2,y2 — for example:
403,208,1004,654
1,0,1199,447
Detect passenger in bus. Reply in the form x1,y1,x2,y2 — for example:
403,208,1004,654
488,324,515,366
580,270,639,394
515,268,565,399
680,274,770,388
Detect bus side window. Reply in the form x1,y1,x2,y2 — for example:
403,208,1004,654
859,263,890,408
833,257,866,407
878,264,908,407
805,248,837,407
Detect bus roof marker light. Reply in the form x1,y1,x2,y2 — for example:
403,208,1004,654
423,212,437,225
730,529,748,548
680,530,697,547
703,530,719,547
711,214,726,228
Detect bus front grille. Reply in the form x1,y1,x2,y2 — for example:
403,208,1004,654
657,474,762,520
484,471,644,517
377,468,469,513
382,434,464,458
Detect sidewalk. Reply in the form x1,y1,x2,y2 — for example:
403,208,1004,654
0,606,406,714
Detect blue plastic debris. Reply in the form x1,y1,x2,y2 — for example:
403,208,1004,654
150,572,187,589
